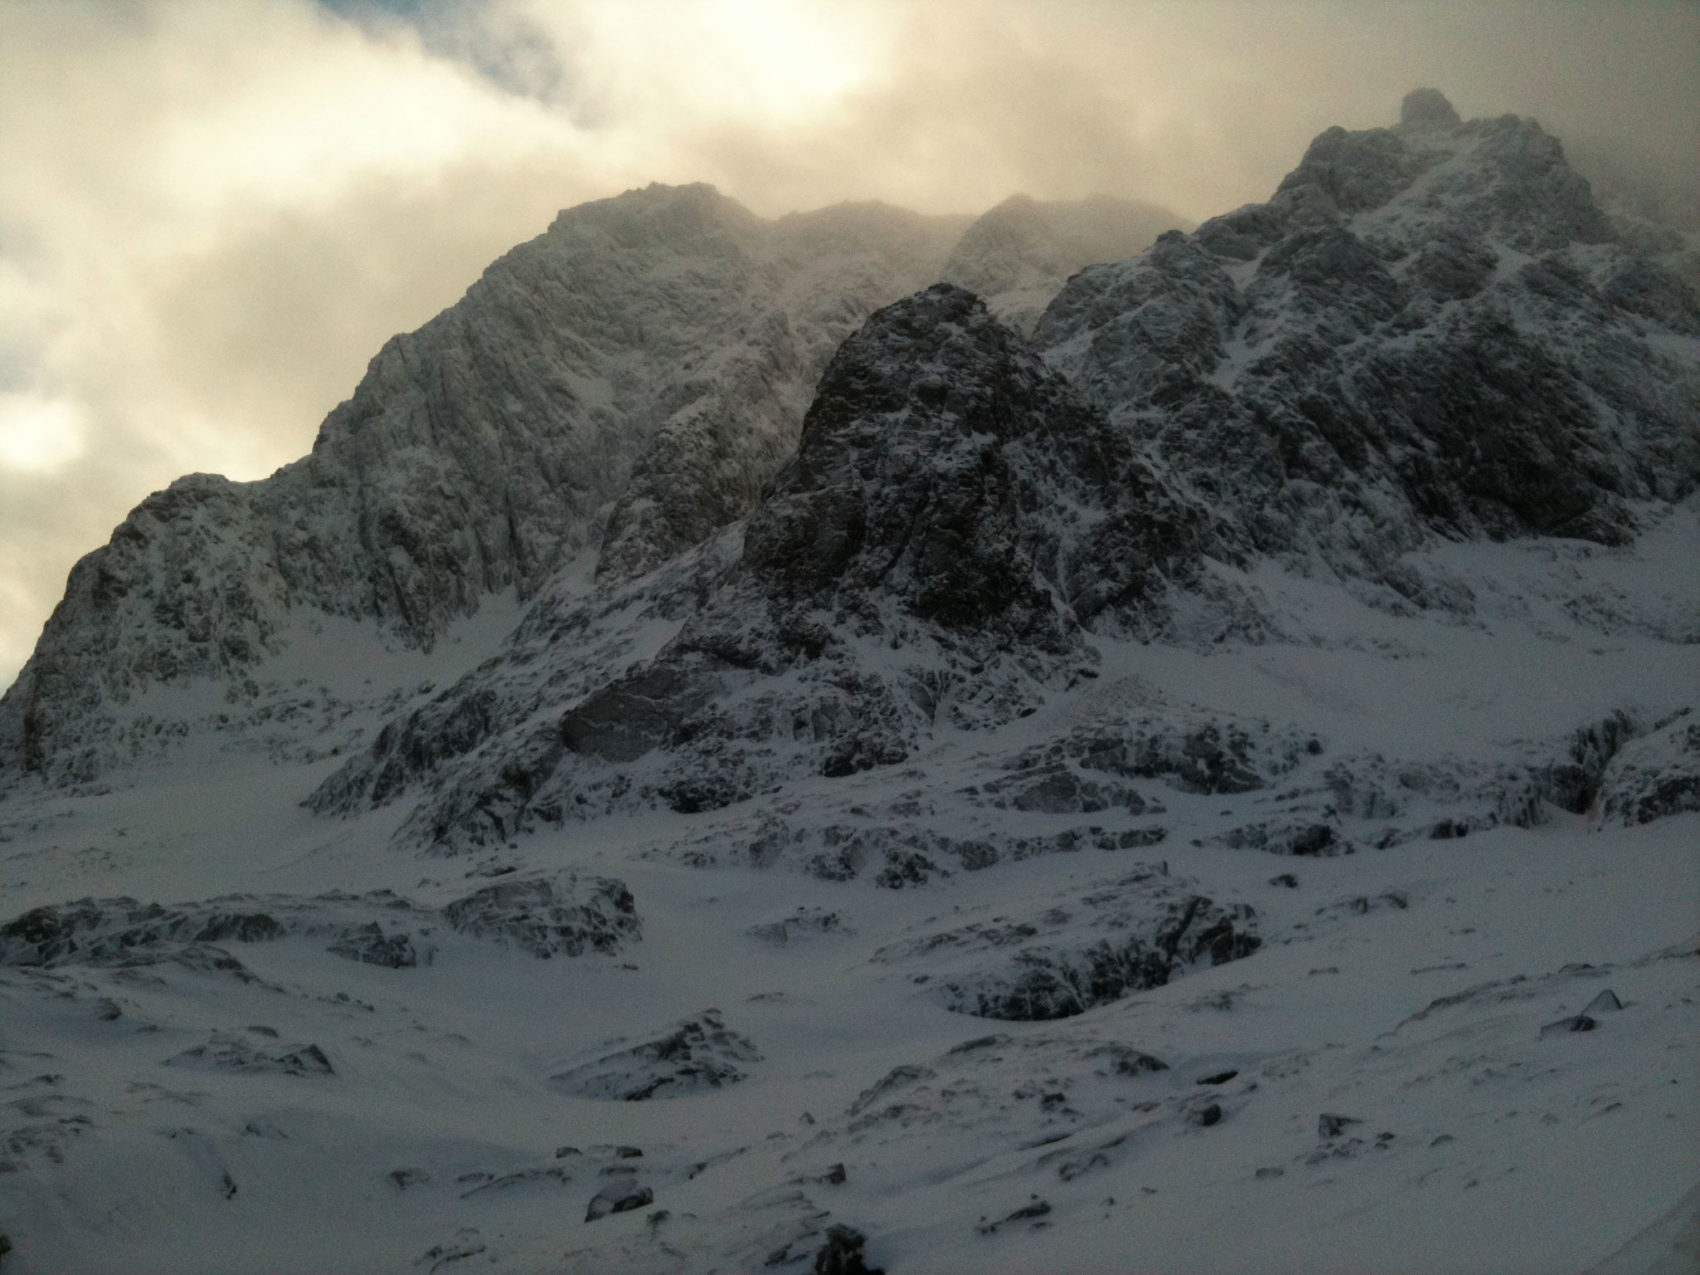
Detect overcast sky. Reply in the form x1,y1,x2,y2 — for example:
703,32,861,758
2,0,1696,690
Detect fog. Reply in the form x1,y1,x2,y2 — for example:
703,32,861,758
2,0,1695,687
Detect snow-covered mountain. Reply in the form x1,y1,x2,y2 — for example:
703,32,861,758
0,186,1185,791
0,91,1695,1274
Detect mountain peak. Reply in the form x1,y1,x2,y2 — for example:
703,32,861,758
1399,87,1461,129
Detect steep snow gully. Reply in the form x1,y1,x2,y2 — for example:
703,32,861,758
0,90,1696,1275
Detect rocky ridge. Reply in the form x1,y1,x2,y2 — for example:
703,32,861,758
0,190,1181,791
1038,88,1700,611
310,284,1243,853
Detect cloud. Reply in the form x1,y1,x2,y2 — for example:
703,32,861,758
1,0,1695,689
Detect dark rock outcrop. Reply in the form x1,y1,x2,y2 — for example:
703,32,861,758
584,1181,653,1223
1595,710,1700,825
440,873,639,958
548,1010,761,1100
877,870,1260,1021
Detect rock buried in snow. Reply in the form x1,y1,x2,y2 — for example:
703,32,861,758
976,1197,1052,1236
1582,989,1623,1014
1540,1013,1599,1037
549,1010,761,1100
164,1033,334,1077
746,908,845,946
326,922,421,968
441,872,639,958
584,1181,653,1222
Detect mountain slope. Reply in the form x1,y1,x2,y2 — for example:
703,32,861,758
0,185,966,788
0,91,1697,1275
0,188,1186,792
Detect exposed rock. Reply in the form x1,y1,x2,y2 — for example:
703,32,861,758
976,1196,1052,1236
1400,88,1462,130
549,1010,761,1100
1595,710,1700,824
0,898,287,971
344,284,1234,853
877,870,1260,1021
811,1224,883,1275
1189,1101,1223,1127
440,873,639,958
1210,820,1347,857
1583,989,1624,1014
1318,1113,1363,1139
1020,712,1308,798
746,909,845,946
584,1181,653,1223
0,188,969,788
970,762,1151,814
942,194,1187,333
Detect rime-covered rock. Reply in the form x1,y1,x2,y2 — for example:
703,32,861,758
1595,710,1700,825
326,284,1232,851
0,188,962,787
1038,96,1700,610
2,191,1176,789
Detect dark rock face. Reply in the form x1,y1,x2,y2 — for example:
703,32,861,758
0,898,283,968
1008,712,1308,799
549,1010,762,1100
326,923,420,968
743,283,1224,641
0,188,964,787
440,873,639,958
1318,1113,1363,1139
